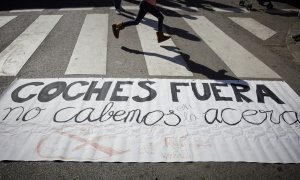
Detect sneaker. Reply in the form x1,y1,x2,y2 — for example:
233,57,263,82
119,7,125,12
156,31,171,43
112,24,120,38
115,9,122,15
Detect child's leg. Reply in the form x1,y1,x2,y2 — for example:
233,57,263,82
113,0,121,9
147,5,171,43
147,5,164,31
112,1,149,39
123,1,149,27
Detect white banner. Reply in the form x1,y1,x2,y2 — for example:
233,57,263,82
0,78,299,163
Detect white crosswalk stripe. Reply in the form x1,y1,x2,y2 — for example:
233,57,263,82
109,6,139,10
0,13,281,79
109,6,198,12
210,7,249,13
110,5,250,13
59,7,94,11
137,15,193,76
10,9,44,13
201,4,249,13
184,16,280,79
282,9,300,12
229,17,276,40
65,14,108,75
0,16,17,28
0,15,62,76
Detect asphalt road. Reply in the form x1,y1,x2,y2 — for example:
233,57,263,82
0,0,300,179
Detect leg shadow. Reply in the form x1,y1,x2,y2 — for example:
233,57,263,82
160,46,244,81
121,45,247,84
142,17,201,42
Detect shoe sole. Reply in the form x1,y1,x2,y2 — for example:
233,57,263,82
112,25,119,39
158,36,171,43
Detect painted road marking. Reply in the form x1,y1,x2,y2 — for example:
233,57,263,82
59,7,94,11
0,16,17,28
137,15,193,76
110,6,198,11
184,16,281,79
229,17,276,40
159,5,198,12
282,9,300,17
213,7,248,13
0,15,62,76
282,9,300,12
203,5,249,13
267,9,299,16
65,14,108,75
10,9,44,13
109,6,139,10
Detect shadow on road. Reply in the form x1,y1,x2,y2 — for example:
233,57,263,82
159,0,249,12
265,8,300,17
142,16,201,42
121,45,245,82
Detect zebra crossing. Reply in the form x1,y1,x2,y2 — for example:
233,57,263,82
9,9,44,13
229,17,276,40
59,7,95,11
0,12,281,79
184,16,280,79
7,5,252,14
65,14,108,75
6,5,300,14
0,15,62,76
0,16,16,28
8,6,245,13
137,15,192,76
